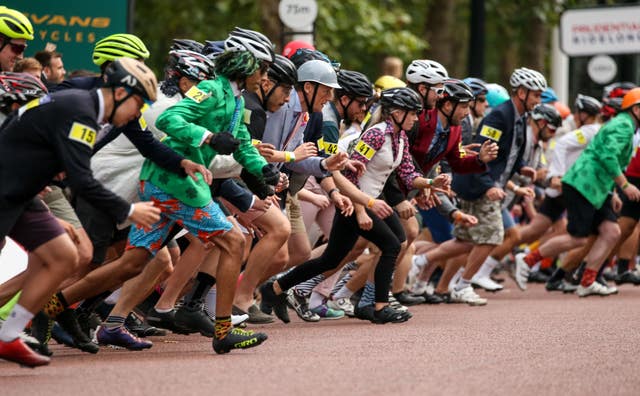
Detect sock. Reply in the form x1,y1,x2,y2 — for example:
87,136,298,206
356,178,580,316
103,315,125,329
153,307,172,314
357,282,375,308
204,287,217,320
184,272,216,311
540,257,554,270
332,284,355,300
0,304,34,342
42,292,69,319
524,249,543,267
214,316,232,340
0,291,20,321
617,258,630,275
78,290,112,313
309,291,324,310
294,274,325,298
454,278,471,292
104,288,122,305
548,267,566,283
412,254,427,269
581,268,597,287
331,273,352,296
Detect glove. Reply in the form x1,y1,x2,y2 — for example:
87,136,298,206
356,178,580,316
209,132,240,155
240,169,274,200
262,164,280,186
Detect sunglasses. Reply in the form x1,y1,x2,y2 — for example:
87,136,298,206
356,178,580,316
6,41,26,55
430,86,444,95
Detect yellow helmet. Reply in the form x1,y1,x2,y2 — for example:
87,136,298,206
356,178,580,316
374,75,406,92
0,6,33,40
93,33,150,67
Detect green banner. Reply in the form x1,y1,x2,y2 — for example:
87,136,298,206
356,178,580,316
4,0,129,73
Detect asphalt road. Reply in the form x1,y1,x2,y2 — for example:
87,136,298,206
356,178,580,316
3,280,640,396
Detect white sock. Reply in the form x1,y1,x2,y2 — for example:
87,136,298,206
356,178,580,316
454,278,471,292
0,304,33,342
154,307,172,314
448,268,464,291
104,288,121,305
412,254,428,269
204,287,217,320
309,291,324,310
332,285,354,300
476,256,499,279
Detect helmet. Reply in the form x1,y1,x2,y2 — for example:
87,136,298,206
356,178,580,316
462,77,488,98
574,94,601,116
282,40,315,59
541,87,558,104
268,54,297,86
166,50,215,81
93,33,150,67
509,67,547,91
380,87,423,113
621,88,640,110
224,27,275,63
289,48,331,69
405,59,448,85
171,39,204,54
531,104,562,130
297,60,340,88
0,72,47,108
603,82,636,101
374,75,406,91
202,40,225,58
215,50,260,79
0,6,33,40
440,79,474,104
336,70,372,98
486,83,510,107
104,58,158,104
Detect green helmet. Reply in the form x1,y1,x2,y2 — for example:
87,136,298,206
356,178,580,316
214,50,260,79
93,33,150,67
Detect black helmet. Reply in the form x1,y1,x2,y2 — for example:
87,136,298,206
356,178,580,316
439,79,474,105
104,57,158,103
336,70,372,99
268,54,297,86
0,72,47,111
290,48,330,69
531,104,562,130
171,39,204,54
380,87,423,113
574,94,601,116
462,77,488,98
166,50,215,81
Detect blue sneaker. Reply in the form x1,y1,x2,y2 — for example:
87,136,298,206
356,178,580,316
96,325,153,350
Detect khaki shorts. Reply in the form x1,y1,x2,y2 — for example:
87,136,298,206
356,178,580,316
42,186,82,228
286,193,306,235
453,195,503,245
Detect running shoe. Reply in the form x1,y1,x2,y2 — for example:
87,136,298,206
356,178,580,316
0,338,50,367
326,297,355,317
259,282,290,324
286,290,320,322
371,306,411,324
95,325,153,350
309,304,344,320
576,281,610,297
174,306,214,337
450,286,488,306
513,253,530,291
56,309,99,353
212,328,267,354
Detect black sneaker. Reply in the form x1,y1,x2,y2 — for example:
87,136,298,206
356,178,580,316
212,328,268,354
259,282,290,324
372,306,411,324
125,312,166,337
353,304,375,321
75,307,102,339
433,292,452,303
421,292,444,304
147,308,193,334
528,270,550,283
29,311,53,357
545,278,565,291
55,309,99,354
393,291,425,306
174,307,214,337
615,271,640,285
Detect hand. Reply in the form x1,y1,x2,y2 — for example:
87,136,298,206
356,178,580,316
430,174,451,190
536,168,548,181
394,200,417,220
57,218,79,244
251,197,273,213
331,192,353,216
181,159,212,185
623,183,640,202
344,159,366,177
478,140,499,163
520,166,537,183
485,187,505,201
368,198,393,219
324,152,349,171
550,176,562,191
612,192,623,213
415,188,438,210
293,142,318,161
256,143,276,161
129,201,161,228
452,210,478,227
356,209,373,230
275,173,289,193
514,186,536,199
262,164,280,186
37,186,53,199
209,132,240,155
310,193,331,209
462,143,481,154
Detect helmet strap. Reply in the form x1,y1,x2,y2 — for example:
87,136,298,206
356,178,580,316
340,96,355,124
303,82,319,113
108,87,134,124
390,110,408,130
259,84,276,110
439,101,457,128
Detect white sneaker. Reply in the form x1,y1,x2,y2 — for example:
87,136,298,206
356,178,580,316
471,274,504,291
411,280,429,295
448,268,464,292
450,286,488,306
327,298,355,317
576,282,610,297
598,281,618,296
514,253,531,291
388,292,408,312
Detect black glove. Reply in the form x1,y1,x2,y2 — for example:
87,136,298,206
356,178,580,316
209,132,240,155
262,164,280,186
240,169,274,200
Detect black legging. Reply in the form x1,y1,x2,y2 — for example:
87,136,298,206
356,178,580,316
278,208,406,303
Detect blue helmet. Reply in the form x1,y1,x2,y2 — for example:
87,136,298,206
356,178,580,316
541,87,558,104
463,77,488,98
485,83,509,108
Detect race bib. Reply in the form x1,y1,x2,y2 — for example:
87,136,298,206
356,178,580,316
355,140,376,160
458,142,466,158
185,86,211,103
479,125,502,141
575,129,587,145
68,122,97,149
244,109,252,124
317,137,325,153
324,141,338,155
251,139,262,146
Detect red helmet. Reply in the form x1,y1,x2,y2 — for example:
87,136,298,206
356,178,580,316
282,40,315,59
602,81,637,120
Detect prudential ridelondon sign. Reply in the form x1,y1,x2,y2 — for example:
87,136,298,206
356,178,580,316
560,5,640,56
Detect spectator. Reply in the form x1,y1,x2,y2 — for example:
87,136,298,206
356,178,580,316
35,50,66,87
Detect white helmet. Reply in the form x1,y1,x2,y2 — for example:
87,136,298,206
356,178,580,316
297,60,341,89
405,59,448,85
509,67,547,92
224,27,275,63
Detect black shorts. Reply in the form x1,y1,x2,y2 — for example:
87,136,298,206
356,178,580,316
75,196,117,264
563,183,617,237
538,195,566,223
8,199,65,251
619,176,640,221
